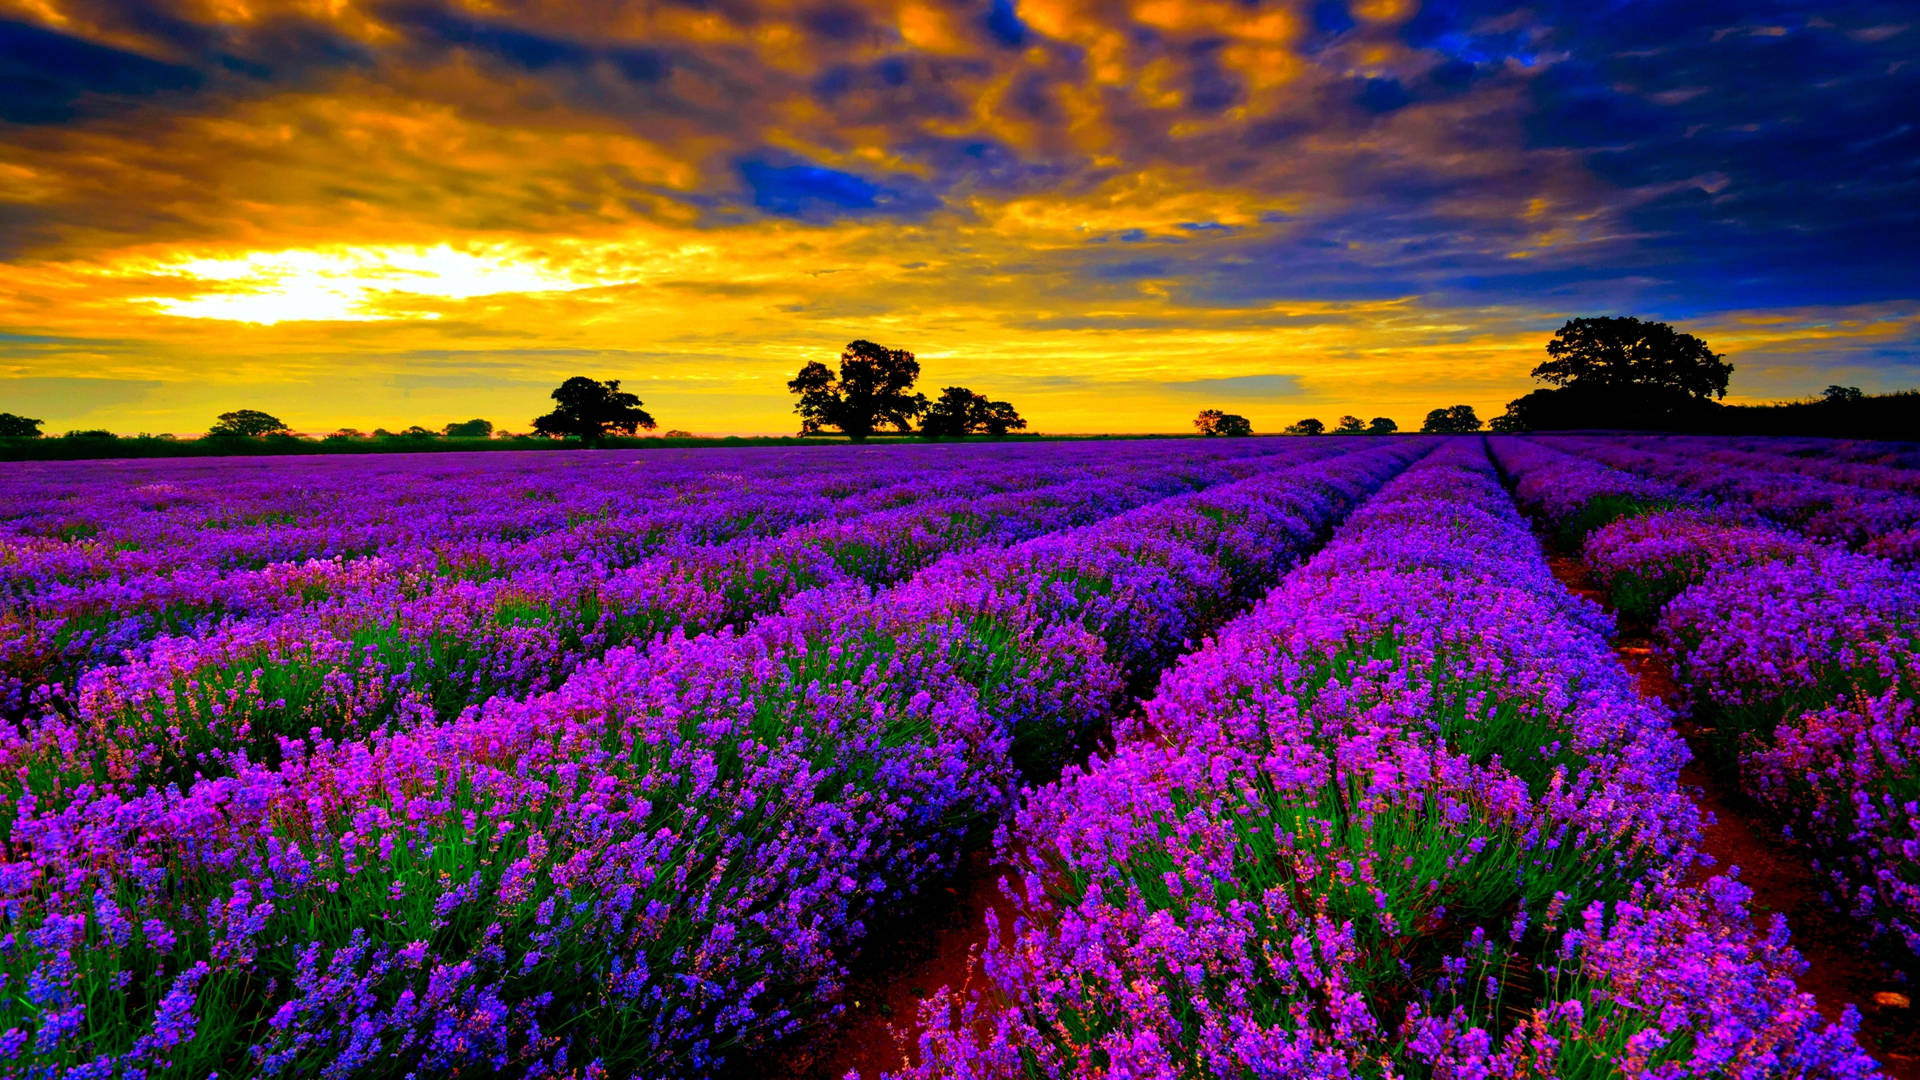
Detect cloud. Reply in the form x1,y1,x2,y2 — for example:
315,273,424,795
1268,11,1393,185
0,376,162,415
1162,374,1307,398
0,0,1912,434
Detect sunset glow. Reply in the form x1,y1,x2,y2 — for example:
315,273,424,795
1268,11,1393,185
0,1,1914,433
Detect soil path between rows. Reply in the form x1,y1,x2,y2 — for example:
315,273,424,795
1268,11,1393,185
763,844,1017,1079
771,539,1918,1079
1544,550,1918,1079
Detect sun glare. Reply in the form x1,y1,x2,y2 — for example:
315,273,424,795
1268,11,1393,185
133,244,622,324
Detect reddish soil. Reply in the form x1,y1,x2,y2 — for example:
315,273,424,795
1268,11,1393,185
764,846,1021,1079
1546,551,1918,1078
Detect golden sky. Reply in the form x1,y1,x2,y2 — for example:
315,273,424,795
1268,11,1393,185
1,0,1915,434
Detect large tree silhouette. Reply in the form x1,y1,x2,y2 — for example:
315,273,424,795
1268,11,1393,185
1498,317,1733,430
208,409,291,437
0,412,43,438
789,340,927,442
1194,409,1252,436
1421,405,1482,433
532,378,656,444
1535,316,1731,399
920,386,1027,438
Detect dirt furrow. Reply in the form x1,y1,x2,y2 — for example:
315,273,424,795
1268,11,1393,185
1544,551,1917,1079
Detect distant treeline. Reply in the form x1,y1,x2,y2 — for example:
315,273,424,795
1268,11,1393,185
0,430,1059,463
1685,390,1920,441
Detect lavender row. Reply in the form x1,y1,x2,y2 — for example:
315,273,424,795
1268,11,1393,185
3,441,1312,711
1546,434,1920,563
894,441,1874,1078
1494,436,1920,959
0,443,1424,1077
0,443,1364,808
1562,434,1920,497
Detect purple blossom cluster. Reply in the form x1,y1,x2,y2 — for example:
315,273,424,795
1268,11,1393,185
1493,435,1920,961
0,438,1424,1076
1548,435,1920,564
2,441,1333,719
893,441,1877,1078
3,440,1349,799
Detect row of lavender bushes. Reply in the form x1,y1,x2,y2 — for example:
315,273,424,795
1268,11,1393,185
1493,436,1919,961
3,440,1322,716
0,441,1424,1076
893,440,1874,1078
1544,434,1920,564
4,441,1338,809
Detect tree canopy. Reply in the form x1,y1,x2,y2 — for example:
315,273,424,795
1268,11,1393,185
0,412,43,438
1366,416,1398,435
532,377,657,443
1421,405,1482,433
443,418,494,438
208,409,291,437
1333,415,1365,435
789,340,927,442
1822,384,1865,403
920,386,1027,438
1194,409,1252,436
1535,316,1732,400
1282,417,1323,436
1496,317,1734,431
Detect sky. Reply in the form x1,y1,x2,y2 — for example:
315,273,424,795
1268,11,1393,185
1,0,1917,436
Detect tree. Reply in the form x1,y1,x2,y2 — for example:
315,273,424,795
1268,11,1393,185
788,340,927,442
1283,417,1323,436
208,409,290,437
1421,405,1482,433
1366,416,1398,435
1822,385,1864,403
324,428,364,442
1332,415,1366,435
1195,409,1252,436
1488,411,1527,432
444,418,494,438
1500,317,1734,431
1535,317,1732,400
400,425,438,438
532,377,657,444
0,412,43,438
977,399,1027,437
922,387,983,438
920,386,1028,438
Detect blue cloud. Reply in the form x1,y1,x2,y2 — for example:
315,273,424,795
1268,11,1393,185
985,0,1028,48
736,156,941,221
0,19,202,124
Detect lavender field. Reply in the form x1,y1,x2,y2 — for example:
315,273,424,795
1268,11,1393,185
2,436,1915,1078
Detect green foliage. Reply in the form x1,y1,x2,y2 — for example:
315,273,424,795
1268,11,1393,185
442,417,494,437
